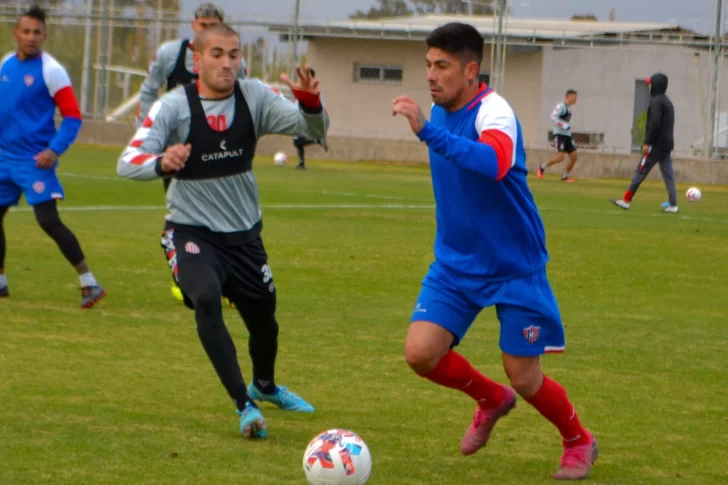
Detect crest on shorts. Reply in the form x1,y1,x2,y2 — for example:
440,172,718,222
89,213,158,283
32,181,45,193
184,242,200,254
24,74,34,87
523,325,540,344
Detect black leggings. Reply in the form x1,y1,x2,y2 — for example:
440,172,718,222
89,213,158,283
0,200,85,269
177,257,279,410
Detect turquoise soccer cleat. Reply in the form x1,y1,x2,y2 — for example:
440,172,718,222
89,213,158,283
247,384,314,413
236,402,267,438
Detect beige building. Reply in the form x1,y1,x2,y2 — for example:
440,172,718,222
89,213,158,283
270,15,728,156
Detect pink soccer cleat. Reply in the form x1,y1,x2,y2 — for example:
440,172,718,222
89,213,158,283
552,431,598,480
460,386,517,456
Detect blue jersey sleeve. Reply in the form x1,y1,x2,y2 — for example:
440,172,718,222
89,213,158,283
43,57,82,156
418,121,501,179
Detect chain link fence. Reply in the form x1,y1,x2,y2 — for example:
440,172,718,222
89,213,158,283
1,0,727,157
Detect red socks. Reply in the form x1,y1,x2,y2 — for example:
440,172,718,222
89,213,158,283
624,190,633,202
422,350,505,410
526,375,590,448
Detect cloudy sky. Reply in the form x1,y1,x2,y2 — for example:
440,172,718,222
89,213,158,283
180,0,723,34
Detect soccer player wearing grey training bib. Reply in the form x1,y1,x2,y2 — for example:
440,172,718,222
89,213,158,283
137,3,247,303
117,23,327,439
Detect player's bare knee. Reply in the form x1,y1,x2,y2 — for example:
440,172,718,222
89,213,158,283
404,343,440,375
404,322,451,375
502,355,543,398
508,373,542,398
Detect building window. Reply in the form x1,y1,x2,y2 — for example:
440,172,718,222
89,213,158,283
354,64,403,84
548,131,604,149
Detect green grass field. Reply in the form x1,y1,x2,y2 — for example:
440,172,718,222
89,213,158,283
1,145,727,485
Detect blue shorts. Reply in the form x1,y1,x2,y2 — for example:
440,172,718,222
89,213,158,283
411,262,565,357
0,157,64,207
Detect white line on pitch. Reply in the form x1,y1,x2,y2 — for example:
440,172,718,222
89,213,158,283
10,204,435,213
8,203,727,224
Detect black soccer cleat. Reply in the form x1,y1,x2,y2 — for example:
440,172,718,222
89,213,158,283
0,286,8,298
81,285,106,309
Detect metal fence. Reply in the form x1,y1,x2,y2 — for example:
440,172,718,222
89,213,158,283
2,0,727,157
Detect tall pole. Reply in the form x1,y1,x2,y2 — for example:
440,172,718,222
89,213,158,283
292,0,301,81
156,0,162,49
96,0,110,119
104,0,115,114
493,0,506,91
707,0,723,157
80,0,93,115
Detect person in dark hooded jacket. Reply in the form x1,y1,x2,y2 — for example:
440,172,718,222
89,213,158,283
611,73,678,212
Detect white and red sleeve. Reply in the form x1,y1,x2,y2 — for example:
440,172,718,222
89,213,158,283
42,52,81,119
117,100,170,180
474,95,518,181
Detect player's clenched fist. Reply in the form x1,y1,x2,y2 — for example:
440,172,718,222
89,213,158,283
392,95,427,135
161,143,191,173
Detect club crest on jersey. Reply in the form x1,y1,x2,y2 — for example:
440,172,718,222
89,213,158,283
32,181,45,193
184,242,200,254
523,325,540,344
24,74,34,87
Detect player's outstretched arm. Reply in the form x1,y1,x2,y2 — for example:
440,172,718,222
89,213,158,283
393,95,516,181
117,99,177,180
250,66,328,140
137,44,172,127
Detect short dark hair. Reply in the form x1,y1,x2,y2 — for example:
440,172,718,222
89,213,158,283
425,22,484,66
194,23,239,52
566,89,577,96
194,2,224,20
20,5,46,24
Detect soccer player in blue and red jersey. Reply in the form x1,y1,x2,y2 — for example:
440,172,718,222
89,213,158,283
0,6,105,308
392,23,597,480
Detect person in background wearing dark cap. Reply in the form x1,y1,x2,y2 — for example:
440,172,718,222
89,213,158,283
610,73,677,213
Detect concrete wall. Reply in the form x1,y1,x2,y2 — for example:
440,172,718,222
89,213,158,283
80,118,727,185
306,38,544,147
306,38,433,141
539,45,728,154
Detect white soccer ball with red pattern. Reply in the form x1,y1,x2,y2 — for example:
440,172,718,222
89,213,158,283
686,187,701,202
303,429,371,485
273,151,288,166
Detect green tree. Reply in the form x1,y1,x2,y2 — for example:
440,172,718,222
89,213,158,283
349,0,494,19
349,0,413,19
571,14,598,22
632,110,648,145
412,0,493,15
